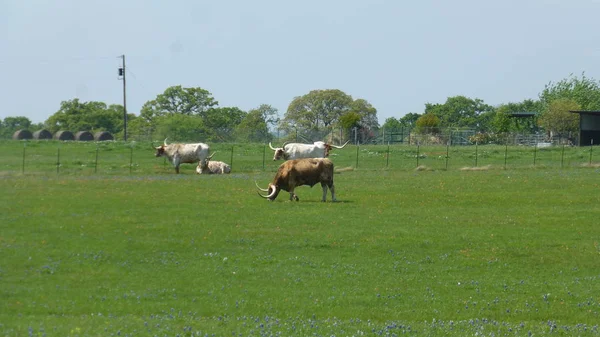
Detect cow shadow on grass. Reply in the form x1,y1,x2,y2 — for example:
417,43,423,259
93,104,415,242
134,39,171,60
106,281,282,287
285,199,353,204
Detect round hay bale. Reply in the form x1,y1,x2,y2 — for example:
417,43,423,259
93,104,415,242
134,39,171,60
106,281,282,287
94,131,114,141
12,129,33,140
33,129,53,140
54,130,75,141
75,131,94,141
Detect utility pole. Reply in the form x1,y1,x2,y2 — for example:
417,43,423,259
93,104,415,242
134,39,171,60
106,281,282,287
118,55,128,141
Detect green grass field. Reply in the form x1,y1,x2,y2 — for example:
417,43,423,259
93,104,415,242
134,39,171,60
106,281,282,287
2,140,600,336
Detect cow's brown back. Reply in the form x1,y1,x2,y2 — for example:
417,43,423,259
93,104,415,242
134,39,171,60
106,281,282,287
274,158,333,191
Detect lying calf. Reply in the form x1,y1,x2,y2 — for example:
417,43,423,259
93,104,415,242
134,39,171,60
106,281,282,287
196,153,231,174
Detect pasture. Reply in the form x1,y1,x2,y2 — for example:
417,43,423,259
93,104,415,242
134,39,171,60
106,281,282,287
1,140,599,176
1,140,600,336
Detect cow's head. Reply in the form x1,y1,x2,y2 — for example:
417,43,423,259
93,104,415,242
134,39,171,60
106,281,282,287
198,151,217,171
255,181,282,201
154,138,169,157
269,142,288,161
323,144,332,157
324,140,349,157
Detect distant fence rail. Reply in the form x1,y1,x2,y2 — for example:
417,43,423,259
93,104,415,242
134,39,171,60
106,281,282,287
0,140,598,176
1,127,580,147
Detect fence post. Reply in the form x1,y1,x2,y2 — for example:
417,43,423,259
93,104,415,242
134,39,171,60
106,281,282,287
262,144,266,170
504,140,508,170
590,139,594,165
386,143,390,168
56,146,61,174
533,143,537,166
445,141,450,170
355,143,359,168
95,143,99,174
474,142,478,167
22,142,26,174
129,144,133,174
230,146,234,171
416,143,420,167
561,143,565,168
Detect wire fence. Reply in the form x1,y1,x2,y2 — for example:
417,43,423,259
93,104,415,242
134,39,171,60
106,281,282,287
5,125,580,147
1,139,598,176
128,127,579,147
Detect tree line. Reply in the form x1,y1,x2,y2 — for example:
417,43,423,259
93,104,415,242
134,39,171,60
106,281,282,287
383,73,600,142
2,73,600,143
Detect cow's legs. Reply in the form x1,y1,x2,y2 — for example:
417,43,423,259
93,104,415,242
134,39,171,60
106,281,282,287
173,156,181,174
329,183,336,202
288,188,299,201
322,182,336,202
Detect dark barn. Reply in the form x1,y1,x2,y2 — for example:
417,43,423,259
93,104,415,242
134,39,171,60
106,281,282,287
570,111,600,146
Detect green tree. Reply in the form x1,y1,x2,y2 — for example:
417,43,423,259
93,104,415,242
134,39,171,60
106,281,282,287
204,107,246,141
140,86,219,122
339,111,362,130
425,96,493,128
415,113,440,134
540,73,600,111
350,99,379,129
537,99,580,138
1,116,32,138
235,107,271,142
127,117,154,141
398,113,421,127
45,99,126,135
152,114,206,142
382,117,402,130
284,89,353,131
491,100,542,133
251,104,279,129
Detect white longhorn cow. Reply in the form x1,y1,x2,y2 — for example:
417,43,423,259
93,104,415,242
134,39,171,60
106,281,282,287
268,140,349,161
154,138,210,174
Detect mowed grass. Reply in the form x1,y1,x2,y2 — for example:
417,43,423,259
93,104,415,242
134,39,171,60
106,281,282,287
2,161,600,336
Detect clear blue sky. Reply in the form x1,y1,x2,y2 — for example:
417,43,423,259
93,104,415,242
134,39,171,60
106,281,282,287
2,0,600,124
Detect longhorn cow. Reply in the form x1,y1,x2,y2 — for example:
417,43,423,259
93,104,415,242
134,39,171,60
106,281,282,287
196,152,231,174
256,158,336,202
268,141,349,161
154,138,210,174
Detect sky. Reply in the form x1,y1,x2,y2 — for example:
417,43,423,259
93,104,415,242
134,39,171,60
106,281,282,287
2,0,600,124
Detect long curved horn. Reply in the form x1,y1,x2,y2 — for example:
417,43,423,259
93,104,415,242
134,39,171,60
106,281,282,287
329,140,350,149
254,180,269,192
164,138,169,146
207,151,217,160
268,142,277,151
257,191,270,198
258,185,277,199
282,141,291,148
266,185,277,198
